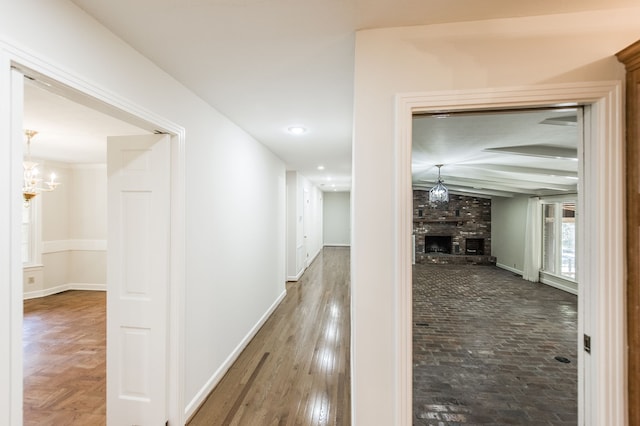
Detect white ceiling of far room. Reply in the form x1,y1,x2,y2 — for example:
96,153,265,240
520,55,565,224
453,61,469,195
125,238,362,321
24,0,637,192
412,109,579,198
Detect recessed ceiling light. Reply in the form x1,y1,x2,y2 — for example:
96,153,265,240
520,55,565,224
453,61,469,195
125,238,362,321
317,165,325,170
287,126,307,135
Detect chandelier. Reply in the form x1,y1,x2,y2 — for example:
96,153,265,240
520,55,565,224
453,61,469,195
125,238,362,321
23,129,60,207
429,164,449,203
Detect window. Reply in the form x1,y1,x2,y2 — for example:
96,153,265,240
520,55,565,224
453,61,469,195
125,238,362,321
542,200,576,280
22,198,41,266
22,204,32,264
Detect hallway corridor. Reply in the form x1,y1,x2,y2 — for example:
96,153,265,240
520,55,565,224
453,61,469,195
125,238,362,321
413,264,578,425
188,247,351,426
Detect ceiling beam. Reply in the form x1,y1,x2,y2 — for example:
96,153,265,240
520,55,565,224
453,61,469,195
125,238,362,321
419,175,577,193
483,145,577,160
455,163,578,178
413,184,516,198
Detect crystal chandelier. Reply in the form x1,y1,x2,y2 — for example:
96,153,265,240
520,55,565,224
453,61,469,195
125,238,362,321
23,129,60,207
429,164,449,203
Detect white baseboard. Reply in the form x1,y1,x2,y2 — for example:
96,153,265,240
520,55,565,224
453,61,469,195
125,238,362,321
323,243,350,247
68,283,107,291
23,282,106,300
308,246,322,266
496,264,578,295
496,263,523,276
184,289,287,421
287,268,305,282
540,273,578,295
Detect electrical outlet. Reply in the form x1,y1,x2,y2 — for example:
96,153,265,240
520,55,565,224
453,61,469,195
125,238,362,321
584,334,591,354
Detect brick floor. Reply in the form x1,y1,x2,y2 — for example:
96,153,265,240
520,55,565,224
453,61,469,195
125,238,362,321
413,264,577,425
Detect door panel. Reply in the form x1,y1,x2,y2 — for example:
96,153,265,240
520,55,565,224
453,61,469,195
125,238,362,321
107,134,170,425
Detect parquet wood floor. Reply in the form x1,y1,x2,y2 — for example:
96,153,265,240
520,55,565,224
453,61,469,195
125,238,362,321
188,247,351,426
23,290,106,426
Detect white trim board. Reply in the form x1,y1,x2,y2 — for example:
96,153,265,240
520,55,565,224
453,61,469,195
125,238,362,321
184,289,287,421
23,283,106,300
540,272,578,295
496,264,578,295
42,239,107,253
395,82,624,426
287,268,305,282
495,263,523,276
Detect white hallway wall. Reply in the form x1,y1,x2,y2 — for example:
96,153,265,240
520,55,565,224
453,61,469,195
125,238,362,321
352,8,640,425
0,0,286,422
323,191,350,246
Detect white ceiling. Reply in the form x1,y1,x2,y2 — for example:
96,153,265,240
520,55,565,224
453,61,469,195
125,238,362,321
412,109,578,198
23,79,149,164
23,0,636,192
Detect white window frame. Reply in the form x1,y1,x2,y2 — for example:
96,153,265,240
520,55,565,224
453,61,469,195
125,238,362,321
21,195,42,267
540,197,577,283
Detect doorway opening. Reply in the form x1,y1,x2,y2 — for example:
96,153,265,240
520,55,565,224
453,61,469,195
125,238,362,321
20,75,152,424
394,82,625,425
410,107,580,423
7,59,186,425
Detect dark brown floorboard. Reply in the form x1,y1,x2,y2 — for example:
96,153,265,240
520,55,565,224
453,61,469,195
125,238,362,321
413,264,578,425
23,290,106,426
188,247,351,426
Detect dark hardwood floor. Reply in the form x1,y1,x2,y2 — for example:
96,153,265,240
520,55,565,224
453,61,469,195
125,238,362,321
188,246,351,426
23,290,106,426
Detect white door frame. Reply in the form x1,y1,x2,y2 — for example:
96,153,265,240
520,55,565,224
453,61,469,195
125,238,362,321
394,82,625,425
0,42,186,426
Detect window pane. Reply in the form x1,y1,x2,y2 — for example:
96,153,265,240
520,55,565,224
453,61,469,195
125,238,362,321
542,204,556,274
22,205,31,264
561,203,576,279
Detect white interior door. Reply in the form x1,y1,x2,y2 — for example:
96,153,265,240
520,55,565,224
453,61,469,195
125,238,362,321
107,134,170,426
303,188,310,267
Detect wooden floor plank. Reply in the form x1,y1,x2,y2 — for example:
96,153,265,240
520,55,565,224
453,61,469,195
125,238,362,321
23,247,351,425
188,247,351,426
23,290,106,426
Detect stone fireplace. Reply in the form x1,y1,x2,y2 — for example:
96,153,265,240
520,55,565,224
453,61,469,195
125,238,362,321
413,191,495,265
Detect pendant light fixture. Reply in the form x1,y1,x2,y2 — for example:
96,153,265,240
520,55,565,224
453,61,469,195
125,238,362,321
23,129,60,207
429,164,449,203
